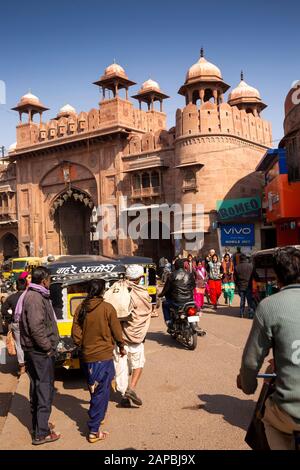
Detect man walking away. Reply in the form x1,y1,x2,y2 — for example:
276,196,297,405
237,247,300,450
234,254,255,318
72,279,126,443
116,265,152,407
20,267,60,445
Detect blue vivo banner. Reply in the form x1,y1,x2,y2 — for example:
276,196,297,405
220,224,255,246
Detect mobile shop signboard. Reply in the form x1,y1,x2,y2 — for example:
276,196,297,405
221,224,255,246
217,196,261,221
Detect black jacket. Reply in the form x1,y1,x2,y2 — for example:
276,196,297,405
160,268,195,304
1,291,24,323
234,260,255,291
20,287,60,354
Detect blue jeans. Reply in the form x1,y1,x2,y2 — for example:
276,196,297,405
239,288,254,315
83,359,115,433
162,298,180,323
162,298,171,322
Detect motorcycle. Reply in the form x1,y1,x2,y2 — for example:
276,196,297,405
168,301,201,350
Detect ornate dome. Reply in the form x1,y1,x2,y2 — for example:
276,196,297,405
104,63,127,78
57,104,77,117
140,79,161,92
20,92,41,105
186,50,222,82
228,75,261,102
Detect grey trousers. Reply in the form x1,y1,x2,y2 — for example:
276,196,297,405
11,322,25,365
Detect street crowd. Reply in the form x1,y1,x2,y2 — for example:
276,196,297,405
158,247,257,320
1,246,300,450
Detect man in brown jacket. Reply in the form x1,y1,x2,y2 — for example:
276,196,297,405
72,279,126,443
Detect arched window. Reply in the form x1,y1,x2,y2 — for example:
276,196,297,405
151,171,160,188
142,172,150,188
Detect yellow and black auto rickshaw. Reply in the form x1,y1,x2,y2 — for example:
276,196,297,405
45,255,157,369
252,245,300,301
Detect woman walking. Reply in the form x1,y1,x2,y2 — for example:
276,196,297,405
194,259,208,312
72,279,126,443
222,253,235,306
208,254,223,309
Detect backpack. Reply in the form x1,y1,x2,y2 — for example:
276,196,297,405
104,280,132,321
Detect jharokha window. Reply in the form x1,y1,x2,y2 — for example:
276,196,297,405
183,169,196,189
131,170,162,197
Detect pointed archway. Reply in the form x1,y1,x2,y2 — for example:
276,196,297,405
51,189,94,255
0,233,18,260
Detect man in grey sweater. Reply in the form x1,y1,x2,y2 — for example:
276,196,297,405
237,246,300,450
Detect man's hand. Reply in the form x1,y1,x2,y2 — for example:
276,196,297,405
119,346,127,357
236,373,242,390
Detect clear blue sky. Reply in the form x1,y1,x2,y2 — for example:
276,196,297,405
1,0,300,152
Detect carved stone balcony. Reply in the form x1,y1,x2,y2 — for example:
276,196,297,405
131,186,162,199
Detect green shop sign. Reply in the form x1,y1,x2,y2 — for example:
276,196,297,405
217,196,261,220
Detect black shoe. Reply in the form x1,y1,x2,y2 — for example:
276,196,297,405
125,388,143,406
120,397,131,408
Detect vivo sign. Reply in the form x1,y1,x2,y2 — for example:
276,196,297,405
221,224,255,246
223,227,252,235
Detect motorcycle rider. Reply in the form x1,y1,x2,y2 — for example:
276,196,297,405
159,258,196,331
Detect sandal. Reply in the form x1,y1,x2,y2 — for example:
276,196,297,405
32,431,61,446
88,431,109,443
31,422,55,437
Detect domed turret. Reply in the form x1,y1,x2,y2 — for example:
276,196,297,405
178,49,230,105
228,72,266,114
20,92,41,105
140,79,161,92
93,62,136,100
104,63,127,78
12,91,49,123
186,52,222,83
132,78,169,112
57,104,77,118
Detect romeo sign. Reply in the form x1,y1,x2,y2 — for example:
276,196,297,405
221,223,255,246
217,196,261,220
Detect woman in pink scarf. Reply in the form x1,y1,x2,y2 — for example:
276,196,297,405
194,259,208,311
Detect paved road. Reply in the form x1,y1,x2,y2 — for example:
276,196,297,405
0,298,266,450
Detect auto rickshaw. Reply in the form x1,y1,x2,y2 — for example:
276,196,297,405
252,245,300,301
10,257,42,282
1,258,12,281
44,255,157,369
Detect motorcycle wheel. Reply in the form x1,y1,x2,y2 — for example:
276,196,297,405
186,328,197,350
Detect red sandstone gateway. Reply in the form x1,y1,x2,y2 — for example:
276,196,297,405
1,52,272,261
